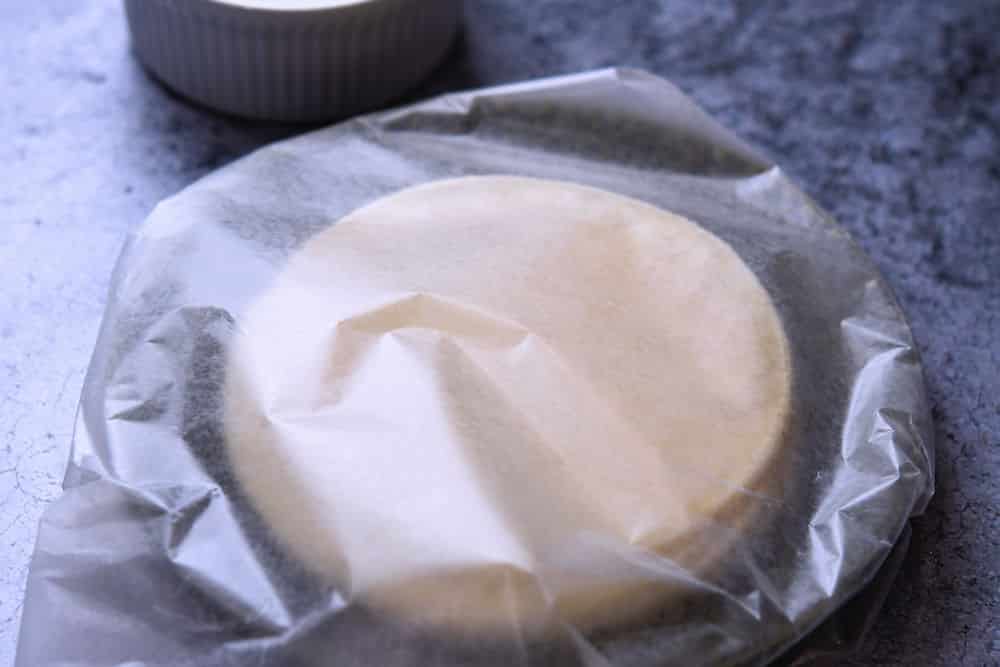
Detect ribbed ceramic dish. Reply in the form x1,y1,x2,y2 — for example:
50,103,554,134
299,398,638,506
124,0,463,122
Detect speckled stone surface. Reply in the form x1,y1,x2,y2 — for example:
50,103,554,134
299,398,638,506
1,2,997,666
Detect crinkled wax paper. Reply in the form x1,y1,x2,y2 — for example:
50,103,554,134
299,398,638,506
15,69,933,667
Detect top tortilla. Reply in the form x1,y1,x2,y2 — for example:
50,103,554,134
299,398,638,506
224,175,791,634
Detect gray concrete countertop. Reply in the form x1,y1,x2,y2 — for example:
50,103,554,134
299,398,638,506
1,2,997,665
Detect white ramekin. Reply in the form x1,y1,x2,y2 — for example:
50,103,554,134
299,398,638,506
124,0,463,123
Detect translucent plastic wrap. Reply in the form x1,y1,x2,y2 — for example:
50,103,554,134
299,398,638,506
15,69,933,667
